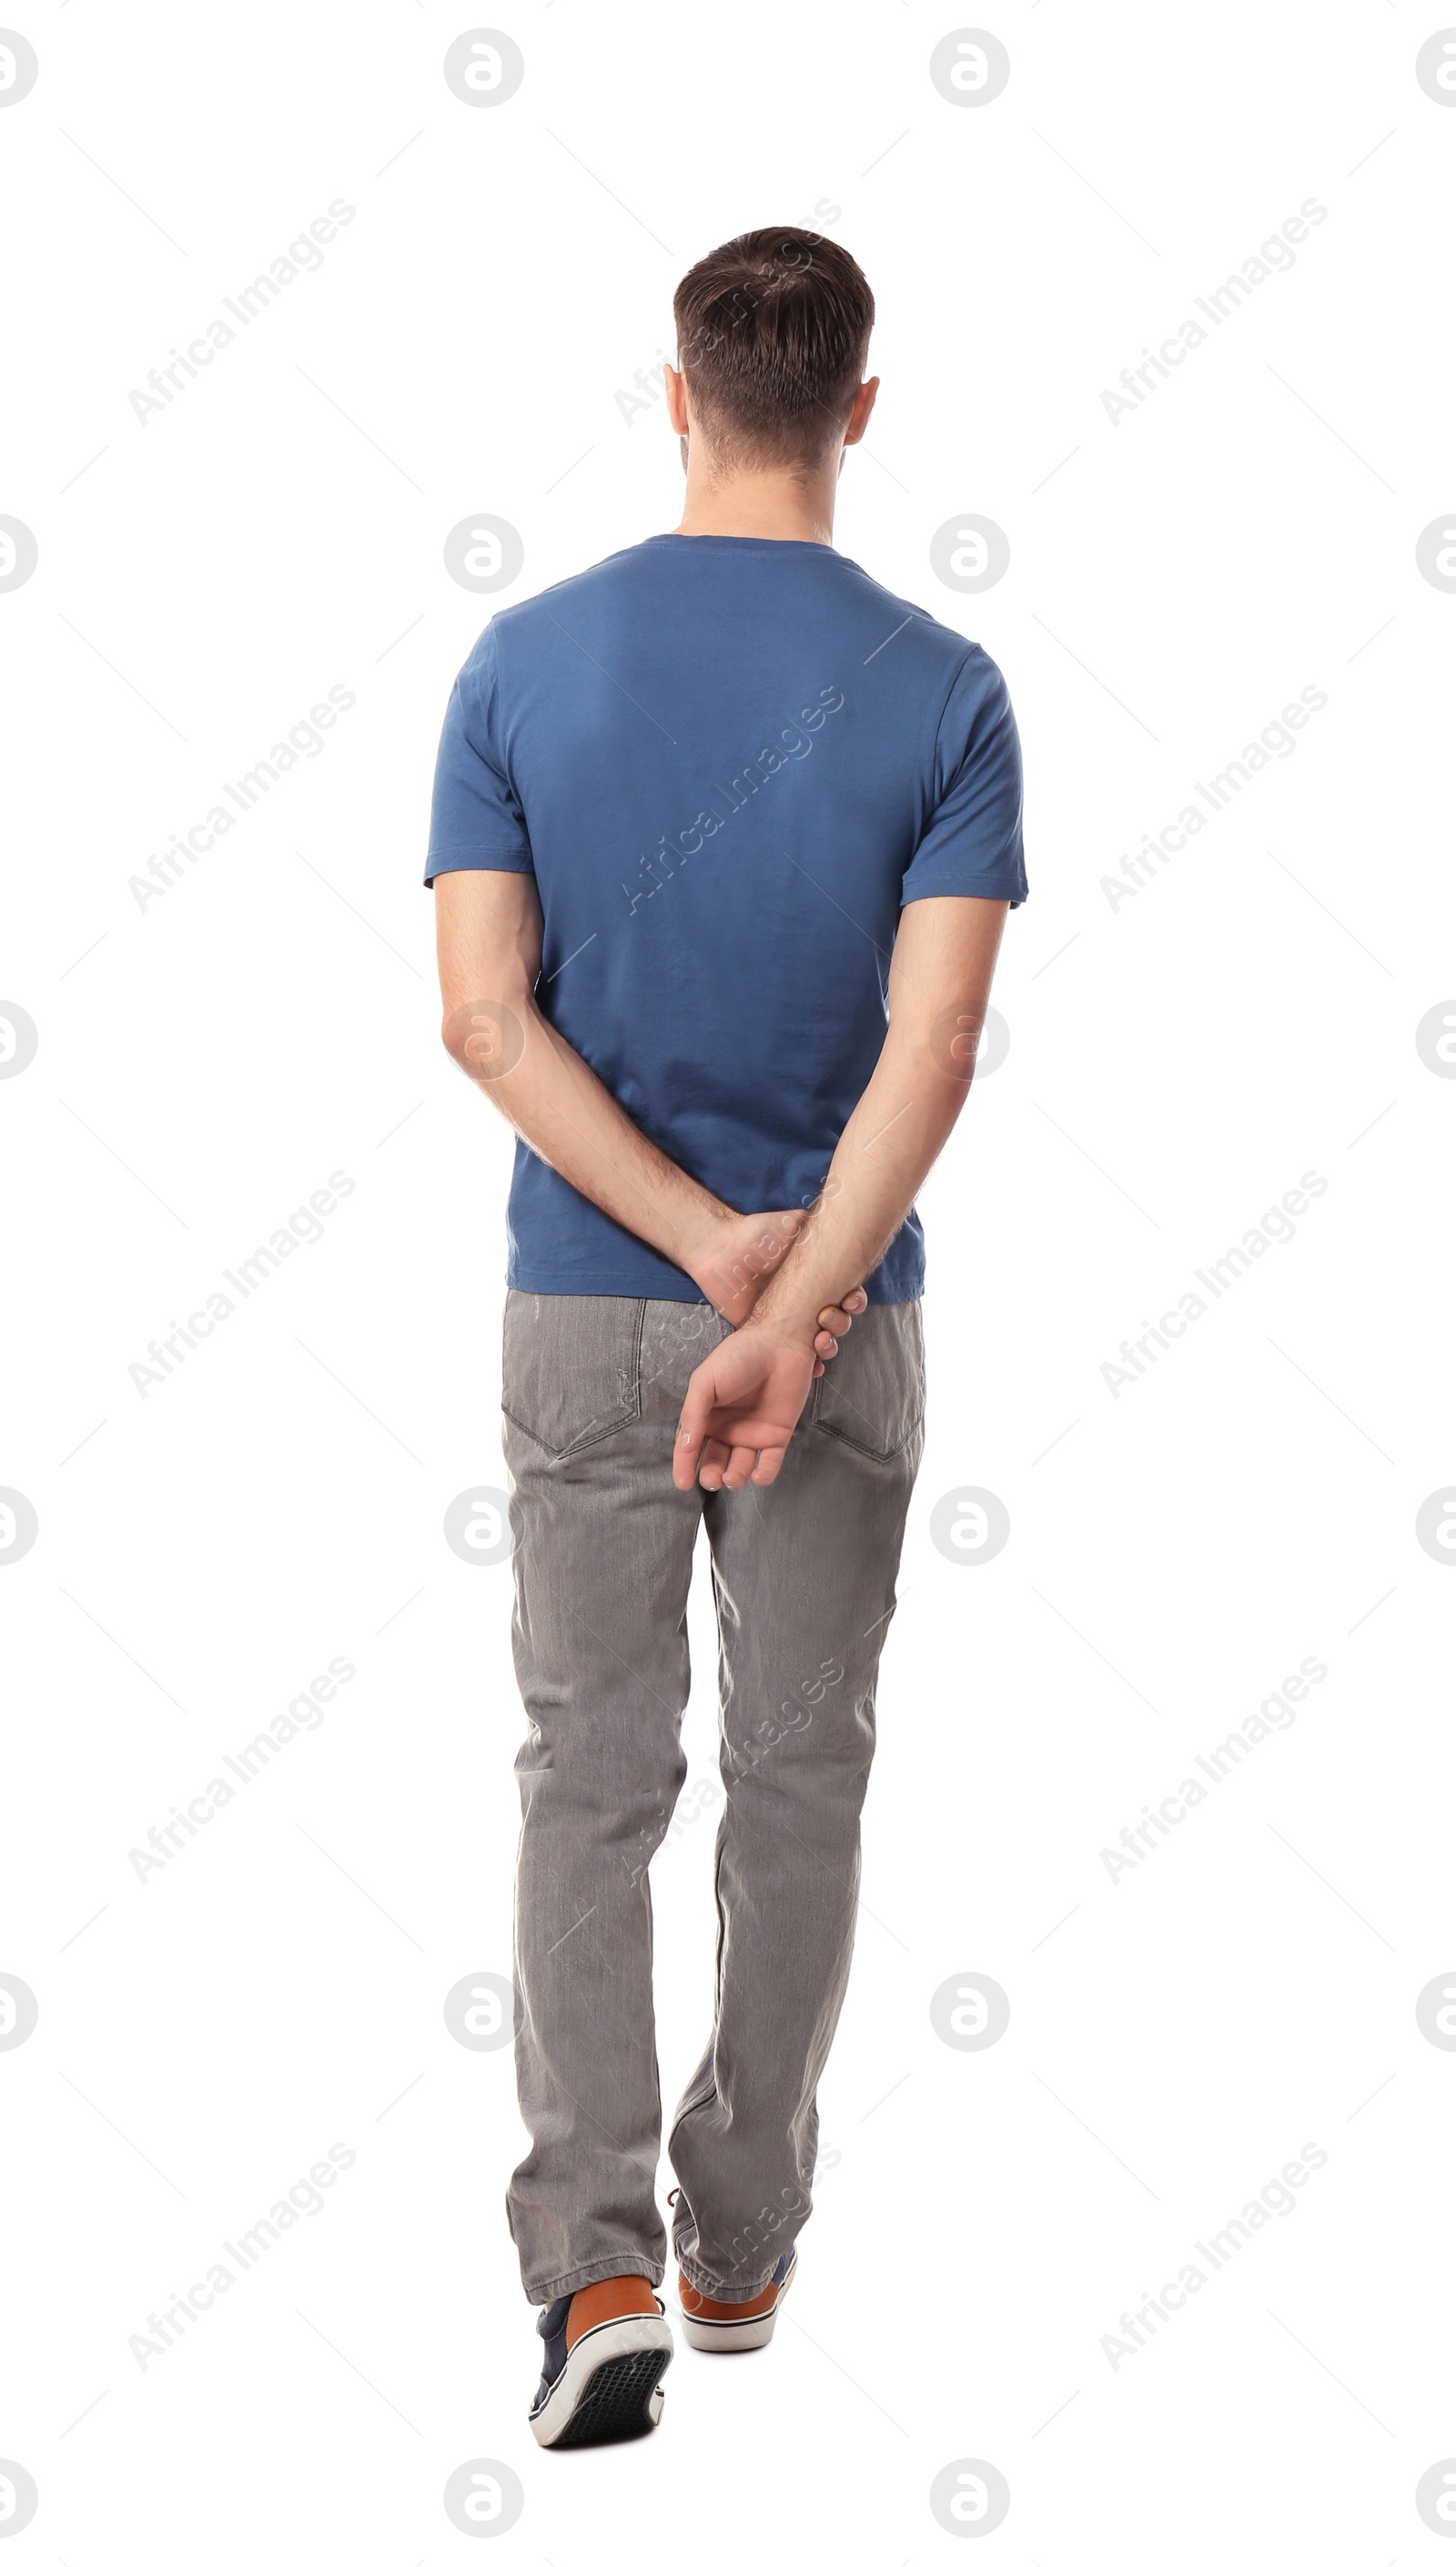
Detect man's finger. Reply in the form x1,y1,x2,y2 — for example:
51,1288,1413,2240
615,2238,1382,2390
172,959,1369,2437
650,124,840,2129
749,1443,786,1487
697,1435,732,1490
673,1433,704,1491
673,1373,717,1487
719,1441,760,1492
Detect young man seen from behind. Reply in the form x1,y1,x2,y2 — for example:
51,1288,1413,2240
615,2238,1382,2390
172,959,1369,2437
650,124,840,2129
427,227,1026,2448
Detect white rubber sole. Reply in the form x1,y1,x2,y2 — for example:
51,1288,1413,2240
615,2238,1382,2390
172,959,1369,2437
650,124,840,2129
529,2314,673,2448
680,2254,796,2353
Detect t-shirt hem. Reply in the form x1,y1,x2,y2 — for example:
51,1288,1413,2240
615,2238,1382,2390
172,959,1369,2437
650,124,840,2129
504,1266,925,1305
901,870,1026,908
424,846,534,883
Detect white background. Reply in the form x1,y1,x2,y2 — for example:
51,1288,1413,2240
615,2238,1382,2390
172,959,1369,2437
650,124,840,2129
4,1,1455,2558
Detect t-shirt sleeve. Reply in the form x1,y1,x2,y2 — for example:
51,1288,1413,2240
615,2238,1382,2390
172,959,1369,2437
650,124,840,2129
424,622,535,885
901,648,1027,908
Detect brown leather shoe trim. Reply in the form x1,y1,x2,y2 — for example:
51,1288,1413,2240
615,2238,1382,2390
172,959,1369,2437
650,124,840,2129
679,2274,778,2320
565,2276,661,2350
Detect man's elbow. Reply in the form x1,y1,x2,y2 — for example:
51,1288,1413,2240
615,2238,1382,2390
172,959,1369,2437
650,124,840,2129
888,998,986,1089
441,990,532,1088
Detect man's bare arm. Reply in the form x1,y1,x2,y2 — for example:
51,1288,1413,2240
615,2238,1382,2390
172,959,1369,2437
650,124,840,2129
433,868,864,1345
672,895,1008,1489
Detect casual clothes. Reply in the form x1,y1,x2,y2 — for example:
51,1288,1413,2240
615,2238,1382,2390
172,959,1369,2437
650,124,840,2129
427,533,1026,1303
500,1292,924,2301
424,533,1026,2304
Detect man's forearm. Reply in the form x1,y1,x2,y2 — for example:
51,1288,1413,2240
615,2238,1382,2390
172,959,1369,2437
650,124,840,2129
447,992,729,1277
445,989,847,1330
744,895,1008,1346
747,1024,957,1336
432,875,998,1344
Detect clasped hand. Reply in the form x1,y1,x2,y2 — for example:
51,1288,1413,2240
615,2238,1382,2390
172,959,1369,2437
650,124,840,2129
679,1206,864,1493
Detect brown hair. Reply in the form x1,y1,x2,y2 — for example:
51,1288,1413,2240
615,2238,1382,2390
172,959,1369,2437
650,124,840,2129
672,228,875,468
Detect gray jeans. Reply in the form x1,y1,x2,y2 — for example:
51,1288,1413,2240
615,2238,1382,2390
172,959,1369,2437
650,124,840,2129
500,1290,925,2305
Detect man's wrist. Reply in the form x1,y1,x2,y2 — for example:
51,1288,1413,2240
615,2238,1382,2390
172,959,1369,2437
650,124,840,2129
742,1275,836,1354
676,1192,734,1288
682,1202,814,1319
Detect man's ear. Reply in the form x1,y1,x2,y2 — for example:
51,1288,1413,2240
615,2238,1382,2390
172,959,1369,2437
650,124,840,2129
663,363,690,436
841,376,881,450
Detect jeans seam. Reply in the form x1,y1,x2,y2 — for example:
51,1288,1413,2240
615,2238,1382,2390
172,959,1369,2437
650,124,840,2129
629,1294,646,1420
500,1402,637,1459
811,1407,925,1465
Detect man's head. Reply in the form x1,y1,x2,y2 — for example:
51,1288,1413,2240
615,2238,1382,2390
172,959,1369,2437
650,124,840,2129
668,228,876,479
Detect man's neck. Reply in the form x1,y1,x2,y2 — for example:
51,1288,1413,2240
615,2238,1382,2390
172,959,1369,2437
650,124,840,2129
672,454,838,546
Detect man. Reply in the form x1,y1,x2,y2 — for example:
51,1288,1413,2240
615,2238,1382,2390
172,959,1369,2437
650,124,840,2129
427,228,1026,2449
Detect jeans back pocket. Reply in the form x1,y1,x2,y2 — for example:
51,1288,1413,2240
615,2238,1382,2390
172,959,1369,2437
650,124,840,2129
812,1301,925,1463
501,1293,644,1460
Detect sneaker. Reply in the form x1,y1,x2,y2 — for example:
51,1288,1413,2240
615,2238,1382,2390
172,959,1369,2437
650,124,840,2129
678,2248,797,2352
528,2277,673,2449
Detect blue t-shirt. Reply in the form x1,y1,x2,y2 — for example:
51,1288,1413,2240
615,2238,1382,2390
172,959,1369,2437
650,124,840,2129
426,533,1026,1301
